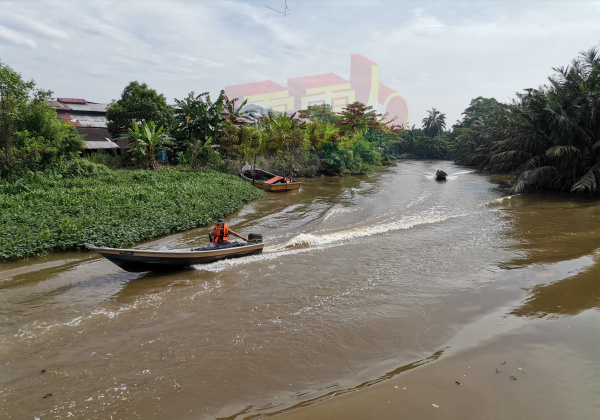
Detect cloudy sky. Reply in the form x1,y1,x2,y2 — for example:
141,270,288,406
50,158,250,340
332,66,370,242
1,0,599,125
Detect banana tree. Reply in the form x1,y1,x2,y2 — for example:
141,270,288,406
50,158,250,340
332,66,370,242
173,91,224,145
120,119,172,170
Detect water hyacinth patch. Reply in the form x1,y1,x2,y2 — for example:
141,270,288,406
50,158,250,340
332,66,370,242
0,170,264,260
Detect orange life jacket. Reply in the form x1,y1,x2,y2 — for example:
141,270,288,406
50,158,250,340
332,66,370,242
213,223,229,243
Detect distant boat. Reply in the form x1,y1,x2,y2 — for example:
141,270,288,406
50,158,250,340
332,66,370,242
240,167,301,192
435,170,447,181
86,234,264,272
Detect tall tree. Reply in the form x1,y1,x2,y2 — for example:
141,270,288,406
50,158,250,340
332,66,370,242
0,62,36,166
422,107,446,137
1,62,84,177
336,102,380,134
106,81,174,138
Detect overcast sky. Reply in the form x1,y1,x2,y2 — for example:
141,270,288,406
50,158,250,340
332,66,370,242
1,0,599,125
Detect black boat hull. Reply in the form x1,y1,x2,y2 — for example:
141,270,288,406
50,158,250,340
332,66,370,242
87,242,264,272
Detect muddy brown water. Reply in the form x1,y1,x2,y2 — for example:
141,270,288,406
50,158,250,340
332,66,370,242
1,161,598,419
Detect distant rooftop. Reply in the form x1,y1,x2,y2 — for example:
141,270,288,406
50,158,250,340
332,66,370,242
49,98,108,114
57,98,87,104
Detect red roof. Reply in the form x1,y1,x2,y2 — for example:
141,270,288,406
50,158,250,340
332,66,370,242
49,100,69,110
57,113,81,126
57,98,86,104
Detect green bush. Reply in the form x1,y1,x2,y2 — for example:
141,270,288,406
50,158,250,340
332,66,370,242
56,159,110,178
0,169,264,260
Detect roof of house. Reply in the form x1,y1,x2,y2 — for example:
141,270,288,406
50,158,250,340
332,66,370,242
57,113,81,126
83,140,119,149
49,98,108,114
77,127,112,141
76,127,119,149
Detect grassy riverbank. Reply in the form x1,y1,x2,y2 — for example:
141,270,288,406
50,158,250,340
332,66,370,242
0,169,264,260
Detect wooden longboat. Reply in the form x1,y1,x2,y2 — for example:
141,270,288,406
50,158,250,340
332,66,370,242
240,168,301,192
86,238,264,273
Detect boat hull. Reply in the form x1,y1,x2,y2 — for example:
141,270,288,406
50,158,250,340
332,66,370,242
240,169,301,192
87,243,264,272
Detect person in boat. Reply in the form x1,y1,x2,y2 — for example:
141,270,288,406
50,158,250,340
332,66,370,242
207,219,248,248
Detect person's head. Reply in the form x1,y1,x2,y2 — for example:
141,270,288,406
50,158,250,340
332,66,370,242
216,219,225,227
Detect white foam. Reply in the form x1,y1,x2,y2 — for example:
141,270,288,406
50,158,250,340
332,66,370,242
323,206,356,222
451,170,477,176
280,212,464,249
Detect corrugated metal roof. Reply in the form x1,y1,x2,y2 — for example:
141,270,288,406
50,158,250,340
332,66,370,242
77,127,112,142
84,140,119,149
86,102,108,112
115,138,130,149
49,100,69,110
57,113,81,126
51,99,108,113
75,115,108,128
58,98,86,104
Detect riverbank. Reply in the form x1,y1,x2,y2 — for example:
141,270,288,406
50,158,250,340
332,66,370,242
0,169,263,260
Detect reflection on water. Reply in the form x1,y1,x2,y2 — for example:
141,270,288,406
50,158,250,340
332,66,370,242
511,254,600,318
496,193,600,319
498,193,600,268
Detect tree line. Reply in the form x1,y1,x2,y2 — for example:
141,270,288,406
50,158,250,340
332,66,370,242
1,43,599,196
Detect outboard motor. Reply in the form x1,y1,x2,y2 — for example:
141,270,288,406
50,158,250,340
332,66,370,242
247,233,263,244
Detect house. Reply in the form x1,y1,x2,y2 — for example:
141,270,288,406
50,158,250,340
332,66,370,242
49,98,123,152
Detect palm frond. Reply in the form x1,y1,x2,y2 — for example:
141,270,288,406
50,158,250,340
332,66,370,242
571,163,600,194
510,166,557,194
545,145,579,159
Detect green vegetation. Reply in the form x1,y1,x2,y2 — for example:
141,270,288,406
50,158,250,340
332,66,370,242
106,81,174,138
1,62,84,180
449,46,600,196
2,44,598,261
118,120,173,171
0,169,263,260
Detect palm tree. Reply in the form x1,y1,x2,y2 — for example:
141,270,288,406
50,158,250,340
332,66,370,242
422,108,446,137
482,46,600,195
422,108,447,137
121,119,172,170
264,111,305,152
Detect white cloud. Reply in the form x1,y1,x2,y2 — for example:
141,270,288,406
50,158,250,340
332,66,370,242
0,25,35,48
0,0,598,125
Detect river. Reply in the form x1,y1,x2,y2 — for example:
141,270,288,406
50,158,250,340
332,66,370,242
1,160,598,419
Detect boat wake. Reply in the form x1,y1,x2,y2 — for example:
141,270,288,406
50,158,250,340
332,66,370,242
273,210,466,250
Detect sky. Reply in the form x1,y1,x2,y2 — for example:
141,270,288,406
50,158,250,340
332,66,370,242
1,0,599,126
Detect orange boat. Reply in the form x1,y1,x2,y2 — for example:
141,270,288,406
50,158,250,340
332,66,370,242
240,168,301,192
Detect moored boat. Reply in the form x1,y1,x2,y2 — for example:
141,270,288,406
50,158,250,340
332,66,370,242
86,234,264,272
240,167,301,192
